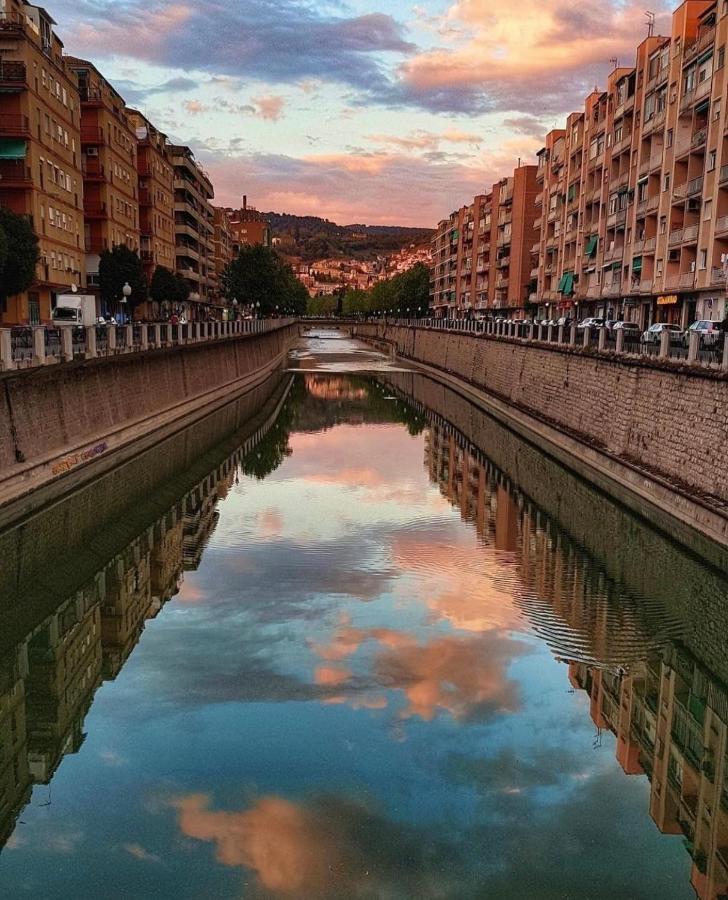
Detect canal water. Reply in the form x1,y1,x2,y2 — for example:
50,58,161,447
0,330,726,899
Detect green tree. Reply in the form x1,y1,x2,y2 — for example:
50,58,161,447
0,206,38,300
223,245,307,316
99,245,147,312
149,265,177,304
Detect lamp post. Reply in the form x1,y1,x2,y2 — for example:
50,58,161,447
232,298,239,321
255,301,261,319
121,281,131,323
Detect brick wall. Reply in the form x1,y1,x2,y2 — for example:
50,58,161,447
354,324,728,505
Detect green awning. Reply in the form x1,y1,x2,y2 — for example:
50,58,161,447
611,261,621,271
585,235,598,257
557,273,568,292
632,256,643,273
559,272,575,295
567,184,576,202
0,139,26,159
698,49,713,65
695,99,710,115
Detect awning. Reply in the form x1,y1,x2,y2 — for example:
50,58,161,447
698,49,713,65
559,272,575,295
0,139,26,159
695,99,710,115
632,256,643,273
585,235,598,257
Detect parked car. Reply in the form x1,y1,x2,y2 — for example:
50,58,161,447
611,321,642,334
556,316,573,328
577,317,605,330
641,322,684,344
686,320,722,346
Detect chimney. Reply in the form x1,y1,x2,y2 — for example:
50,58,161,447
242,195,247,210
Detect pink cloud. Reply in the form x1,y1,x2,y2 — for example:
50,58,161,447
253,94,286,121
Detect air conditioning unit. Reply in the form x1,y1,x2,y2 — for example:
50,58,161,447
669,250,679,261
86,147,99,157
687,198,701,212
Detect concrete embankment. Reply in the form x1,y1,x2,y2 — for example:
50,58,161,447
353,323,728,548
0,323,297,529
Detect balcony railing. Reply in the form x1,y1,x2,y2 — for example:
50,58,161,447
687,175,704,197
0,61,26,86
0,113,29,136
669,229,683,246
83,200,107,217
679,271,696,288
721,165,728,186
715,214,728,236
0,159,31,184
682,224,698,243
80,126,105,144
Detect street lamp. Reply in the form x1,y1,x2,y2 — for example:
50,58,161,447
232,298,239,321
255,301,261,319
121,281,131,323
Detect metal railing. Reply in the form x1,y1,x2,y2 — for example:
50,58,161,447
358,318,728,372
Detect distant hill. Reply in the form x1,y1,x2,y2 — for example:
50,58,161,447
264,212,433,262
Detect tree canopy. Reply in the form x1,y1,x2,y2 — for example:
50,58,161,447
150,265,190,305
98,245,147,311
0,206,39,300
222,245,308,316
336,263,430,317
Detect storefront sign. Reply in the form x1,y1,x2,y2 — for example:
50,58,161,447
657,294,679,306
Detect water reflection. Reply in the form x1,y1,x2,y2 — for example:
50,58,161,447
0,369,725,898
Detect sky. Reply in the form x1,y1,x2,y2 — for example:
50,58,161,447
50,0,674,225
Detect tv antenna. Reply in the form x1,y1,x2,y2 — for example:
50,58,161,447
646,11,655,37
610,57,619,71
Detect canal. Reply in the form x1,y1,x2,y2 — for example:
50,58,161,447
0,330,726,899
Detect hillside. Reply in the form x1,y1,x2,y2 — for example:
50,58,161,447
264,212,433,262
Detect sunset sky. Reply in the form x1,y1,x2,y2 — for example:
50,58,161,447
51,0,674,226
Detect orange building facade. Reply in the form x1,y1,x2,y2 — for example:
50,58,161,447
0,1,85,325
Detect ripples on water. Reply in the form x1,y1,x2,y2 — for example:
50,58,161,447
0,333,725,899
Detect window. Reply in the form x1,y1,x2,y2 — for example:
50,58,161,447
704,199,713,220
666,128,673,148
656,258,663,276
663,173,671,191
708,149,717,171
660,216,667,234
699,249,708,269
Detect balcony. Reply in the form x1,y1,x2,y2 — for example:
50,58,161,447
679,89,696,116
0,60,26,89
497,256,510,269
82,160,105,181
643,237,657,253
612,134,632,156
669,228,683,246
603,245,624,262
687,175,704,197
691,127,707,150
711,267,725,285
715,214,728,237
682,224,698,243
530,267,539,278
83,200,107,218
139,187,152,206
664,273,680,290
602,280,622,297
0,159,31,185
720,165,728,186
0,113,29,137
679,272,696,288
81,126,105,145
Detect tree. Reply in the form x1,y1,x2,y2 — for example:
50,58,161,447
98,245,147,312
149,265,177,304
0,206,38,300
223,245,308,316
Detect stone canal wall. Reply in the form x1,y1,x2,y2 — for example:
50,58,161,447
353,323,728,545
0,323,297,526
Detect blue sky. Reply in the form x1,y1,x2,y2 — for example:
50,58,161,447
50,0,674,224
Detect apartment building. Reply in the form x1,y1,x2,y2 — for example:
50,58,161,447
169,144,215,317
126,110,175,293
212,206,233,304
64,57,139,305
430,165,538,318
0,1,84,325
434,1,728,329
227,197,271,251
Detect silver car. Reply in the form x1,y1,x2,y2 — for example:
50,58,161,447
641,322,684,344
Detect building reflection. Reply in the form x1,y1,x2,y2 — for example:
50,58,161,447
423,411,728,900
0,396,278,850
